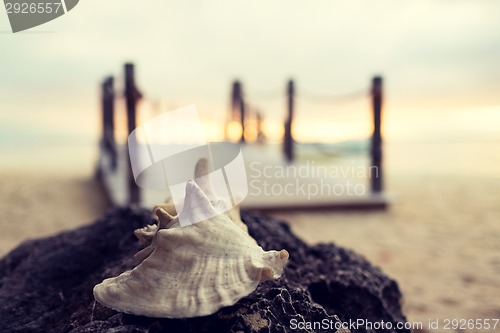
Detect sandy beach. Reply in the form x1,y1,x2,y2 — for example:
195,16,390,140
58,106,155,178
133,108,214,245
0,170,499,331
3,1,500,331
0,172,110,256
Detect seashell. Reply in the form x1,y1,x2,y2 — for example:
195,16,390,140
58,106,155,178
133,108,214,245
93,160,289,318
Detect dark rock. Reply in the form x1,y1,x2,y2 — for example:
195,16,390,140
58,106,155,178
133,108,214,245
0,208,409,333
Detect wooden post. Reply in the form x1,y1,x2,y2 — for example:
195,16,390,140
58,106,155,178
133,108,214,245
102,76,117,170
229,81,246,143
256,111,265,144
370,76,383,193
283,79,295,162
235,81,246,143
239,92,246,143
124,63,142,205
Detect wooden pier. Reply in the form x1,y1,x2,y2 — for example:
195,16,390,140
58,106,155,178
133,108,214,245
96,63,389,211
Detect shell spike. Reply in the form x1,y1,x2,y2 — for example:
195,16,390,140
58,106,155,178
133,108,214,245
178,180,219,226
154,207,176,230
194,157,216,201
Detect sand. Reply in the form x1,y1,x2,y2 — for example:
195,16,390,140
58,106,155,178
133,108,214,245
0,171,499,332
0,172,110,256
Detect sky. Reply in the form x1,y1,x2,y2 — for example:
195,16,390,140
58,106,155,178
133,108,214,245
1,0,500,145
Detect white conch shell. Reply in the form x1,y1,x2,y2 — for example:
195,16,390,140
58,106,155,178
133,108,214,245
93,176,289,318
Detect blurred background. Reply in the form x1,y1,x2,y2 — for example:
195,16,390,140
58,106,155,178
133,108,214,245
1,1,499,331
